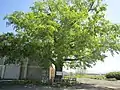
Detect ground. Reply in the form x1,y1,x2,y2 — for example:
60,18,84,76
0,78,120,90
77,78,120,90
0,85,109,90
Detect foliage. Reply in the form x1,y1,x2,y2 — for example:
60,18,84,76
0,33,50,68
105,72,120,80
2,0,120,69
0,33,23,64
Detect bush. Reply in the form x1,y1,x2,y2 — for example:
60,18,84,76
105,72,120,80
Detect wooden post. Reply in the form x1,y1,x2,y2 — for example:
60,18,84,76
49,64,55,84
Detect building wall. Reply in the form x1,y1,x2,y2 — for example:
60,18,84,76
0,58,50,81
3,64,20,79
0,65,49,81
26,66,48,80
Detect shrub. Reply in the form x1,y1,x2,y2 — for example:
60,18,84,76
105,72,120,80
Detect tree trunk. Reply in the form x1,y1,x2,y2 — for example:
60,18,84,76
54,64,63,81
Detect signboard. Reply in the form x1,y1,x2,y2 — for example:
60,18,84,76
56,71,63,75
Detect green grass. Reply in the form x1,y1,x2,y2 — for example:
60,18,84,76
83,75,106,80
64,74,106,80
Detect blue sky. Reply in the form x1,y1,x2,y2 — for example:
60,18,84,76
0,0,34,33
0,0,120,73
105,0,120,23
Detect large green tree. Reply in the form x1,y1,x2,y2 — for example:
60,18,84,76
4,0,120,78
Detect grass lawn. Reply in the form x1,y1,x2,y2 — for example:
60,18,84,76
64,74,106,80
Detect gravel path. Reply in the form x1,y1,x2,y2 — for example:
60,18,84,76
77,78,120,90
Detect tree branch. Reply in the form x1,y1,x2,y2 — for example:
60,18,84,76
88,1,95,11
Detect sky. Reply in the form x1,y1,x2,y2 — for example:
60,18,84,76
87,0,120,74
0,0,120,74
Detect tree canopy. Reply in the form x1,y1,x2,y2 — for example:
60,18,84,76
1,0,120,69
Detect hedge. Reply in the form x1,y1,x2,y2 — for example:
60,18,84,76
105,72,120,80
